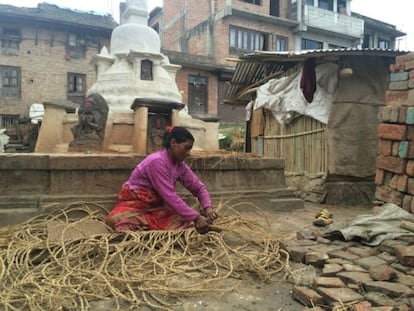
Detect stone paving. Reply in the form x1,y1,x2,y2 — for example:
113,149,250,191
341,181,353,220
282,226,414,310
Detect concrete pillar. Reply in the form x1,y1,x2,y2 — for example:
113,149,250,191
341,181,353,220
333,0,337,12
132,106,148,154
171,109,179,126
35,103,66,153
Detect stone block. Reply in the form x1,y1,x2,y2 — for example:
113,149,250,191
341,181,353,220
350,301,372,311
363,281,414,298
347,246,377,258
327,250,360,261
377,252,397,264
292,286,325,307
406,60,414,71
317,287,363,304
304,251,329,267
369,264,397,281
342,264,367,272
376,156,406,174
379,240,408,255
377,124,407,141
395,245,414,267
409,78,414,89
407,178,414,195
337,271,372,285
355,256,387,270
313,277,345,288
392,141,400,156
408,89,414,105
381,106,392,123
398,141,414,158
321,263,343,276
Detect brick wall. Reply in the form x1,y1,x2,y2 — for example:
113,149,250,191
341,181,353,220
375,53,414,213
0,24,110,117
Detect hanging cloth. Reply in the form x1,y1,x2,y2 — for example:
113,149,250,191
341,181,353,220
300,58,317,103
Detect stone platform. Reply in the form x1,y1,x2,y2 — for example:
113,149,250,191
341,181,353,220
0,152,303,225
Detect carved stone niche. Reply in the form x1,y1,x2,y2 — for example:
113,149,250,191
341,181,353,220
148,113,168,153
69,93,108,152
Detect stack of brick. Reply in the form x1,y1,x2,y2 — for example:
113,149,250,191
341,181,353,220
375,53,414,214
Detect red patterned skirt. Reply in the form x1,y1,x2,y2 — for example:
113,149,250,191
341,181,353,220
106,183,191,232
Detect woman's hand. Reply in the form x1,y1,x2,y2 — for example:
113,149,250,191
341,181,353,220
204,207,218,222
194,215,210,234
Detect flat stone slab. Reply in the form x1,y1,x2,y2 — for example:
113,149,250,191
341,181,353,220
317,287,363,304
337,271,372,285
363,281,414,298
355,256,387,270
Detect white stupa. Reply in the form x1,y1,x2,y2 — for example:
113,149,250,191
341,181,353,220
89,0,182,112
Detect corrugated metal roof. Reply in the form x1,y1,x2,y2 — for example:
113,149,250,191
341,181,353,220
225,48,409,105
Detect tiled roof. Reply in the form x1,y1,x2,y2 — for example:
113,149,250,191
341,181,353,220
0,2,117,31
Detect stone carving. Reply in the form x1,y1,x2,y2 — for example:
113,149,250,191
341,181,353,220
0,129,9,153
69,93,108,151
148,114,167,152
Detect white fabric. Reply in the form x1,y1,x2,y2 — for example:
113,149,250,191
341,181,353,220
0,129,9,152
29,103,45,124
324,203,414,246
254,63,338,124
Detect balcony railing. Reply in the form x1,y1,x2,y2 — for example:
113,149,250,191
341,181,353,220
302,5,363,39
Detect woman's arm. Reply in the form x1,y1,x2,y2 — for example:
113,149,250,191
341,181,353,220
147,159,200,222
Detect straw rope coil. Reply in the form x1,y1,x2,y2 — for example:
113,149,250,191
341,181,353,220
0,202,289,310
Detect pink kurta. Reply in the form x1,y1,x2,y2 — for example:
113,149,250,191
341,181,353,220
126,149,211,221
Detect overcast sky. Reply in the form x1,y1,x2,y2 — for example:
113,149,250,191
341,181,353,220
1,0,412,50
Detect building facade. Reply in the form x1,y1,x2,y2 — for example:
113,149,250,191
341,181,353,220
0,3,116,132
149,0,405,123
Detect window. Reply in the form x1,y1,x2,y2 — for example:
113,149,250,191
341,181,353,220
378,38,390,49
188,75,208,115
1,27,21,55
306,0,314,5
66,33,86,58
301,38,323,50
337,0,347,14
229,26,268,53
276,36,288,51
318,0,333,11
239,0,261,4
363,34,372,48
67,73,86,103
270,0,280,16
0,66,20,98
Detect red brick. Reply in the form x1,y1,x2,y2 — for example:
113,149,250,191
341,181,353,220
406,125,414,141
407,160,414,176
390,63,405,73
381,106,391,122
385,90,408,104
377,139,392,156
369,264,397,281
377,124,407,140
375,169,385,185
376,155,406,174
409,78,414,89
375,185,404,205
410,70,414,79
397,174,408,192
392,141,400,156
402,194,412,211
384,171,393,185
406,60,414,71
389,174,399,189
399,106,408,123
407,178,414,195
292,286,325,307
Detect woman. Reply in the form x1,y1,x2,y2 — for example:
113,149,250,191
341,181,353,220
106,126,218,234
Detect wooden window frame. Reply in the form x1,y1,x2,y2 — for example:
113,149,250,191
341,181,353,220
67,72,86,103
188,75,208,115
229,26,269,54
275,36,288,51
0,65,21,98
1,27,21,55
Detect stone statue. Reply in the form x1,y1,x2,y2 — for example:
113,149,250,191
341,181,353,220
69,93,108,151
0,129,9,153
149,114,166,152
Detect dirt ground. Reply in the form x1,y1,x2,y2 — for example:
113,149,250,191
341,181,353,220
173,202,374,311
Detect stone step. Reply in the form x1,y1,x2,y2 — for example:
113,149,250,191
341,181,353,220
0,207,39,226
270,198,304,211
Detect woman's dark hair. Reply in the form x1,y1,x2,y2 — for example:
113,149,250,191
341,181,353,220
162,126,194,148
